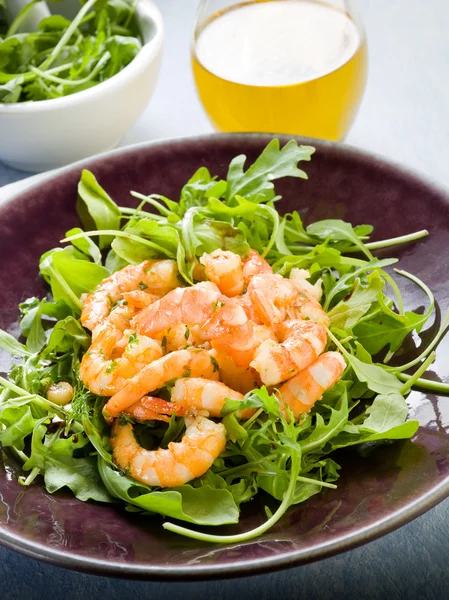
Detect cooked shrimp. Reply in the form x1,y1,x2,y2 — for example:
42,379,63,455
212,347,260,394
250,319,327,386
125,396,185,423
247,273,298,325
132,284,256,363
276,351,346,419
171,378,254,419
242,249,272,286
154,324,197,353
81,259,179,331
80,326,163,396
104,348,219,418
111,415,226,487
289,268,322,302
125,378,253,421
248,273,329,327
200,250,244,296
122,290,160,309
234,293,261,323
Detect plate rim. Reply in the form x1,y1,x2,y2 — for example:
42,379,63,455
1,132,449,580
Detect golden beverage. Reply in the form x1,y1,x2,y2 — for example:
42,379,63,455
192,0,368,140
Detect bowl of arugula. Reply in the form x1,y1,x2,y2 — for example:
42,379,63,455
0,133,449,579
0,0,163,172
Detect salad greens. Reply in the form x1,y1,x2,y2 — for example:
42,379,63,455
0,0,141,103
0,139,448,544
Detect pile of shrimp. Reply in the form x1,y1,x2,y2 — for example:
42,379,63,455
79,250,346,489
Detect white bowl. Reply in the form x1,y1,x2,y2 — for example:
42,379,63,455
0,0,164,173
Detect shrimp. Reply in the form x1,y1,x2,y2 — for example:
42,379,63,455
276,351,346,419
103,348,219,418
125,378,254,421
122,290,160,309
200,250,244,296
248,273,329,327
171,378,254,419
153,324,194,353
212,347,260,394
80,326,163,396
111,415,226,487
80,259,179,331
125,396,185,423
289,268,322,302
250,319,328,386
234,293,261,323
247,273,298,325
132,284,256,364
242,249,273,286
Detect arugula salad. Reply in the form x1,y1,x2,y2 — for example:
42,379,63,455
0,0,141,103
0,139,447,544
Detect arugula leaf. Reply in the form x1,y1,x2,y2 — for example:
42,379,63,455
24,425,112,503
43,316,90,356
300,391,349,454
111,219,179,263
329,420,419,450
179,167,224,214
66,227,102,264
77,170,121,248
328,271,385,330
354,310,428,355
98,458,239,525
360,392,408,433
40,248,109,310
26,299,47,353
346,354,403,394
307,219,373,259
225,139,314,202
0,329,31,357
0,405,36,451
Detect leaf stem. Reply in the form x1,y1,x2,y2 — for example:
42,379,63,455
19,466,40,487
39,0,98,70
399,352,436,394
393,308,449,372
163,455,300,543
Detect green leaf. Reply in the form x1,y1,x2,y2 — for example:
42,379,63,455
191,218,250,257
40,248,109,309
360,392,408,433
328,271,385,330
307,219,372,258
43,316,90,356
26,299,47,353
300,391,349,454
225,139,314,202
0,328,31,357
98,458,239,525
66,227,102,264
354,310,428,355
24,426,112,503
76,170,121,249
346,354,403,394
179,167,221,214
329,420,419,450
111,219,179,263
0,405,36,451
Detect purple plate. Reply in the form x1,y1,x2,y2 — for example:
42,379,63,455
0,134,449,580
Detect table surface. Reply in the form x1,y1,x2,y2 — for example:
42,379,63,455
1,0,449,597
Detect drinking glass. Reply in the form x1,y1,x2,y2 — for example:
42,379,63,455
192,0,367,140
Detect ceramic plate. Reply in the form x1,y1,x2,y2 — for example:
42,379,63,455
1,134,448,579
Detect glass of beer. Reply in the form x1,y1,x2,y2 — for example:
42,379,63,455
192,0,368,141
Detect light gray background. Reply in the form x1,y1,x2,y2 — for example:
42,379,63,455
1,1,449,598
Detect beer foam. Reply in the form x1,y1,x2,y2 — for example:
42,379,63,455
196,1,361,86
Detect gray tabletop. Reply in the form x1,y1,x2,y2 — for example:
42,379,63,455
1,0,449,597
